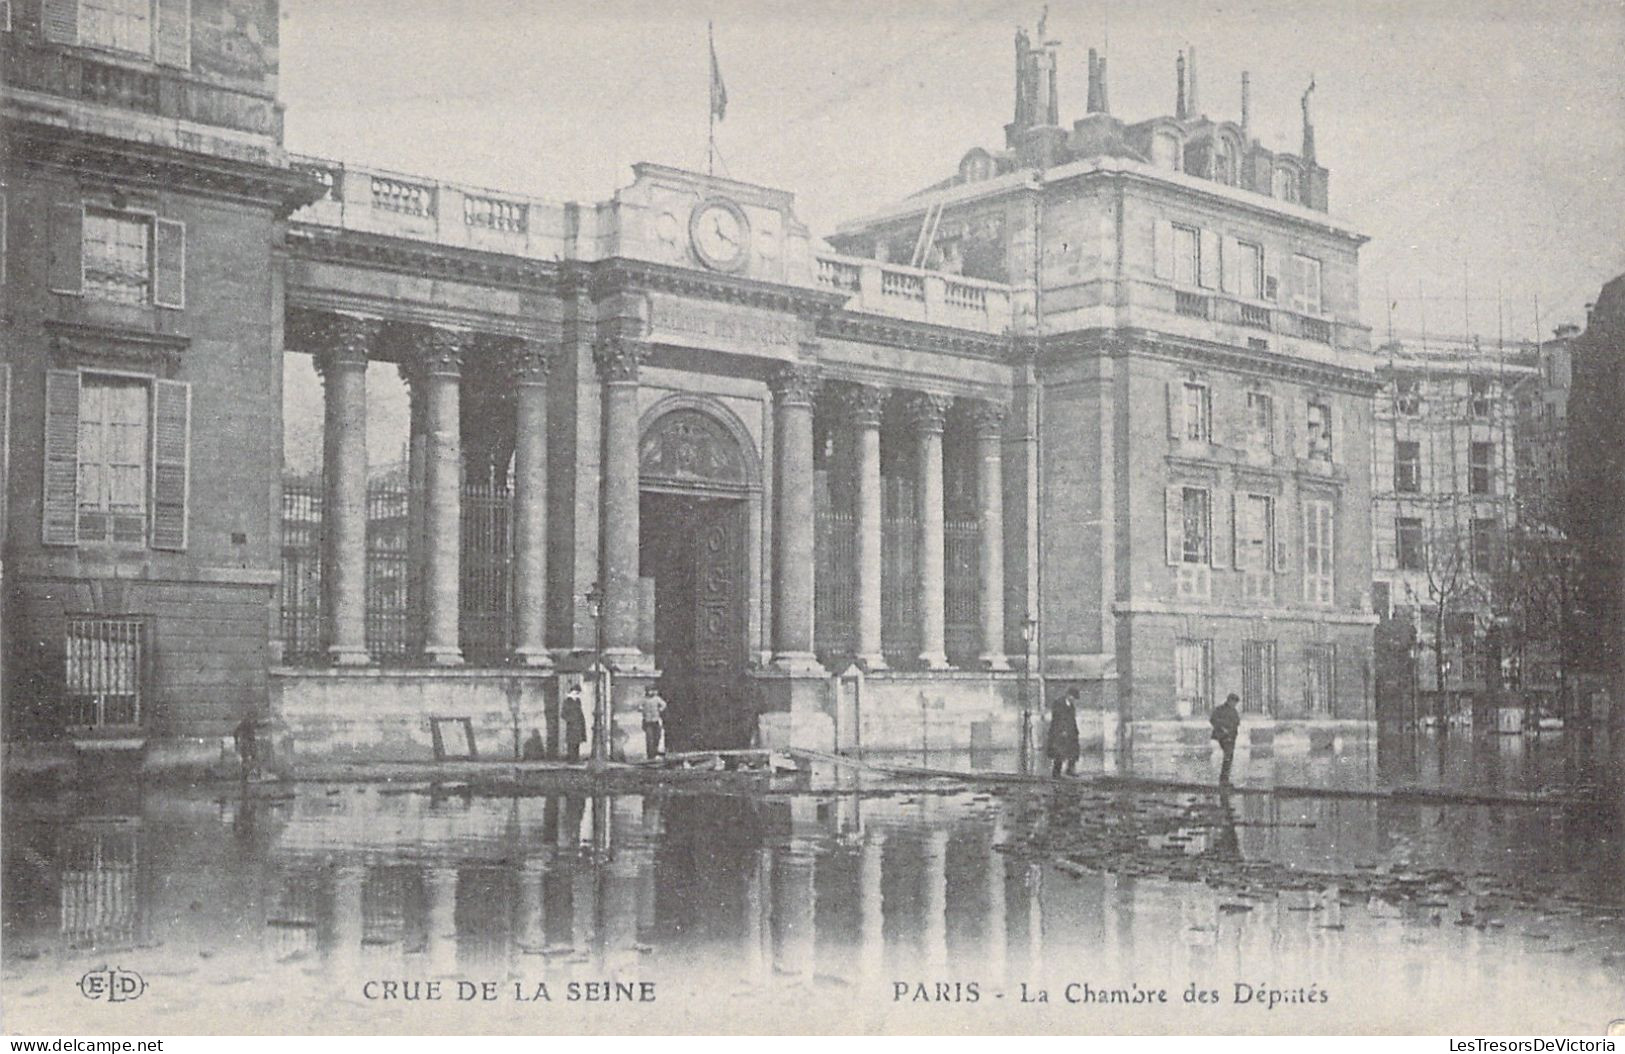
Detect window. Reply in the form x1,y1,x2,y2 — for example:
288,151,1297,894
77,376,149,544
1235,241,1263,300
1245,391,1273,452
1181,487,1210,564
1304,642,1337,716
1291,254,1322,314
1173,225,1200,286
1396,517,1424,570
65,615,147,729
1154,131,1182,171
1395,376,1422,415
1395,440,1421,493
1273,166,1299,203
1174,638,1212,717
83,210,152,305
81,0,152,54
1303,499,1335,605
1212,139,1235,185
1306,401,1333,461
43,370,190,549
1182,382,1211,442
1470,441,1494,494
1242,640,1276,715
1237,493,1276,601
1471,517,1498,574
1470,377,1492,419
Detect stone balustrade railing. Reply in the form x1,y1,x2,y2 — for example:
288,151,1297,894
813,252,1016,334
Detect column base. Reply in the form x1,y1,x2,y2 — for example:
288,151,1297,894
328,646,372,667
513,646,554,669
978,652,1012,672
770,651,826,675
918,651,950,670
602,647,657,675
424,646,464,666
855,653,888,672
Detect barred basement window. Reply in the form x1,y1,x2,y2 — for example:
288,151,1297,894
64,615,147,730
1174,638,1212,718
1242,640,1276,716
1304,642,1337,716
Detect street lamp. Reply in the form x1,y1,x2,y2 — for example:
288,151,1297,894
582,581,609,770
1020,615,1038,772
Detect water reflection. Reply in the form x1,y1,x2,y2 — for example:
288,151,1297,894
4,779,1622,1033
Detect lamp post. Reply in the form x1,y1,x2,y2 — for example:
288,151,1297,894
582,581,609,770
1020,615,1038,773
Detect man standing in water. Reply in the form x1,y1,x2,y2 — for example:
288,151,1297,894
1210,692,1242,786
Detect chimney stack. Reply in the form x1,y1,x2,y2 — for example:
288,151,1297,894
1176,51,1187,119
1098,52,1109,113
1241,71,1251,136
1187,46,1199,117
1087,47,1109,113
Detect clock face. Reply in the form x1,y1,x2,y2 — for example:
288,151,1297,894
689,199,749,272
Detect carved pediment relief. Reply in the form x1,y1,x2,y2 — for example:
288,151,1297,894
640,408,748,488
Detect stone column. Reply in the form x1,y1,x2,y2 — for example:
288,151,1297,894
849,386,889,670
330,864,365,973
771,844,816,983
509,340,553,666
593,339,651,666
911,393,952,669
517,857,547,953
770,364,821,669
420,329,466,665
400,362,429,655
986,815,1008,982
973,402,1011,670
314,314,377,666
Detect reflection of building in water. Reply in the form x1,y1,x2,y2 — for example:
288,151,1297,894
58,822,144,950
267,866,329,961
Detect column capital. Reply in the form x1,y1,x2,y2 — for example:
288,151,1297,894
308,313,379,377
907,392,953,434
971,400,1010,439
505,338,555,385
770,363,821,407
399,324,469,378
593,338,650,383
843,384,890,428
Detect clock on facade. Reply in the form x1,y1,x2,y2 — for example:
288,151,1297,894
689,198,750,272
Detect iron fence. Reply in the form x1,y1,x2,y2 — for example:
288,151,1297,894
814,502,858,661
59,824,143,949
279,474,513,665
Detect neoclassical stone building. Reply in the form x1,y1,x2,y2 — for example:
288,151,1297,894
2,6,1379,769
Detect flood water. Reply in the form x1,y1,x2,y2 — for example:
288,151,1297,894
4,743,1623,1034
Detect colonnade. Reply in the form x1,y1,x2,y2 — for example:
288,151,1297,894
305,312,1010,672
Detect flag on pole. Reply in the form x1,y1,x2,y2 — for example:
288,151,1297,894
709,23,727,121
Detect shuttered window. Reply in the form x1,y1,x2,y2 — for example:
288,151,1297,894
1236,493,1275,601
56,207,184,307
1303,500,1335,606
84,209,151,305
80,0,151,54
1172,225,1200,286
77,375,149,544
42,370,190,550
1291,254,1323,314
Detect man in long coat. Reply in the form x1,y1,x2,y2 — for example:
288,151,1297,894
562,685,588,763
1046,688,1081,777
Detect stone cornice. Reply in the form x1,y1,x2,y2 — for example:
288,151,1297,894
583,258,846,319
1040,328,1383,393
12,122,322,216
45,319,190,376
286,223,563,292
818,310,1013,360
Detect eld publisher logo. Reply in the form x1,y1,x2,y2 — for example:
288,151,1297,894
78,966,146,1003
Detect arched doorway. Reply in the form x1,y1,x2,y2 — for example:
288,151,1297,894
638,401,759,751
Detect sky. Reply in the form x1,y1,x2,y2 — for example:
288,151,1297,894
277,0,1624,344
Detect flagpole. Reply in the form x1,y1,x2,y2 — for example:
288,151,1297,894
707,22,716,176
